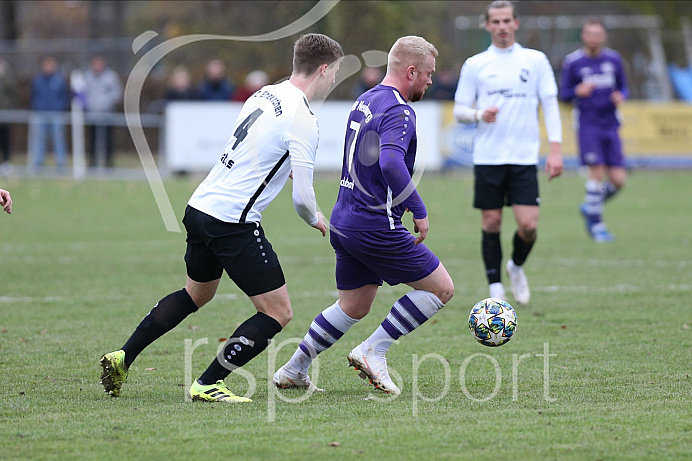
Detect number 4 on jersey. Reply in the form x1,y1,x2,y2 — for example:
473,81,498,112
232,108,263,150
221,108,264,169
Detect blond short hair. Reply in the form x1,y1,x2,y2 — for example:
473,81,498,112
387,36,438,73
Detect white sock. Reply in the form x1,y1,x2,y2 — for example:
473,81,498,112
584,179,604,221
366,290,444,356
287,302,358,374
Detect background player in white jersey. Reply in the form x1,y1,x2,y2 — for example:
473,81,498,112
274,36,454,396
100,34,343,402
454,1,563,305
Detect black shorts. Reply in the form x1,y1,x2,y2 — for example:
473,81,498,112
182,205,285,297
473,164,539,209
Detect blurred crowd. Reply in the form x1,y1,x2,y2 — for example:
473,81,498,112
0,55,460,173
0,54,125,171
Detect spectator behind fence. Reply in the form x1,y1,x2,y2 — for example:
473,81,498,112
165,65,199,101
231,70,270,102
350,66,383,100
0,58,16,174
428,68,458,100
30,56,69,169
84,55,123,168
198,59,234,101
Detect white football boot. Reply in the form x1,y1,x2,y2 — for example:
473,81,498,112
489,282,506,301
347,342,400,395
506,259,530,305
273,365,323,392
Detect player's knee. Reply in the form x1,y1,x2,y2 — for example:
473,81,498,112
188,289,215,308
272,305,293,327
438,284,454,305
518,223,537,240
435,277,454,305
482,221,502,233
283,310,293,326
481,210,503,233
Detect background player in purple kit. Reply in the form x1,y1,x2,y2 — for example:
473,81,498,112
561,18,628,242
274,36,454,396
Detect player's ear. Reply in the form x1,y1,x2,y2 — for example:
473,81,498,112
319,63,329,77
407,65,415,80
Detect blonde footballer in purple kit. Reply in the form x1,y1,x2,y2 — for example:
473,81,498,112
274,36,454,396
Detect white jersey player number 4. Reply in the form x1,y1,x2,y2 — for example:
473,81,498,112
221,108,264,169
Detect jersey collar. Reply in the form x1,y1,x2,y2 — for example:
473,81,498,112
489,43,521,54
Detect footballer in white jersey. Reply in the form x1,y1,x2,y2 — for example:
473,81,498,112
454,42,560,166
100,34,343,403
452,1,562,307
188,80,318,224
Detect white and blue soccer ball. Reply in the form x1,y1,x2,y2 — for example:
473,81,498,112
468,298,517,347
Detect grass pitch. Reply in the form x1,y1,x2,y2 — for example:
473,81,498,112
0,170,690,460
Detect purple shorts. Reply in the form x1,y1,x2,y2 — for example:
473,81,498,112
330,226,440,290
578,125,625,168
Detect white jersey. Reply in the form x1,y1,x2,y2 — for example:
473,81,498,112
455,43,558,165
188,80,318,223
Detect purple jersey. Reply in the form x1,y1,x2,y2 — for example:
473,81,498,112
330,84,426,231
560,48,628,128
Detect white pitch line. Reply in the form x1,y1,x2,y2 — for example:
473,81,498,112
0,296,65,303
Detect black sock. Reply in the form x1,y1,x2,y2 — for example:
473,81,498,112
121,288,199,367
198,312,282,385
511,231,535,267
482,231,502,284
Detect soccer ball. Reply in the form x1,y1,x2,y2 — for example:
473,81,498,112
468,298,517,347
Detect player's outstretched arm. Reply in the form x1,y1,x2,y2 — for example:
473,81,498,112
0,188,12,214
